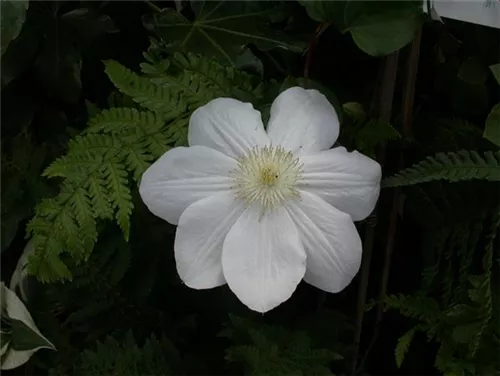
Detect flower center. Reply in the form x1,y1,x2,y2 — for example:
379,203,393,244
232,146,303,212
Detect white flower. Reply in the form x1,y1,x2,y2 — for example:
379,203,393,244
1,282,56,370
139,87,381,313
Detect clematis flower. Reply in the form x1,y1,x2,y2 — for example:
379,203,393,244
139,87,381,313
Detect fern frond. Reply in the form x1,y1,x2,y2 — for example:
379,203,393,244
383,150,500,188
27,109,192,281
384,294,442,325
152,52,261,109
395,326,420,368
104,60,187,118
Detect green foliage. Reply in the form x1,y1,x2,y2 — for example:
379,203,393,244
50,331,181,376
26,51,262,282
142,1,305,67
297,1,347,29
458,57,488,85
298,1,424,56
385,187,500,374
484,103,500,147
382,150,500,187
1,134,52,252
222,315,341,375
340,101,400,158
490,63,500,85
0,0,29,56
2,1,117,100
394,326,419,368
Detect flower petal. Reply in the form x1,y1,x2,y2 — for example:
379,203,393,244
2,282,40,335
222,206,306,313
298,147,381,221
287,191,362,293
1,283,55,371
267,87,339,156
1,349,35,370
188,98,269,158
175,193,245,289
139,146,237,225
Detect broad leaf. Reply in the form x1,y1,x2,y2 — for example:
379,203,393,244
345,2,424,56
1,0,29,56
484,103,500,147
143,1,305,66
458,57,488,85
297,0,348,30
489,63,500,85
10,319,55,352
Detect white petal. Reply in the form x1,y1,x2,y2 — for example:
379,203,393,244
10,240,35,303
298,147,381,221
267,87,339,156
139,146,237,225
2,282,40,335
1,349,35,370
287,192,362,293
222,206,306,313
188,98,269,158
0,283,55,371
175,193,245,289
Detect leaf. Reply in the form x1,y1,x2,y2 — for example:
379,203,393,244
484,103,500,147
143,1,305,67
61,7,118,44
345,1,423,56
0,17,40,88
458,57,488,85
395,327,417,368
383,150,500,188
490,63,500,85
342,102,366,123
9,318,55,352
297,0,348,30
1,0,29,56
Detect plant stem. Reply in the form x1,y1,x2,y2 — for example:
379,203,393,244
356,29,422,374
350,50,400,375
143,0,162,13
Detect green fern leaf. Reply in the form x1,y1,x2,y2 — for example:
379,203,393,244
103,60,187,118
395,326,419,368
383,150,500,188
102,161,133,240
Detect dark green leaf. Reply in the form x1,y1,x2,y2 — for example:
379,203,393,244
451,322,483,343
0,16,40,90
10,318,55,352
61,8,119,44
489,63,500,85
1,0,29,56
142,1,306,67
297,0,348,30
395,327,418,368
484,103,500,147
345,1,423,56
342,101,366,123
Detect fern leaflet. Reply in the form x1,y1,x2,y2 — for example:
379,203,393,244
383,150,500,188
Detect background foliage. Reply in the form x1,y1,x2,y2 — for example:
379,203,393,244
1,1,499,375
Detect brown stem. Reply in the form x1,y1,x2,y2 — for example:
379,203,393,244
350,51,399,374
303,23,328,87
356,29,422,374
